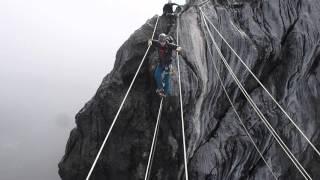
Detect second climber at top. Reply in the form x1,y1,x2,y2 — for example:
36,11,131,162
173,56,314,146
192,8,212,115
163,0,180,33
163,0,179,16
148,33,182,98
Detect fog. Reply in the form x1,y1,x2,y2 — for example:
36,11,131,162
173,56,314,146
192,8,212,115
0,0,185,179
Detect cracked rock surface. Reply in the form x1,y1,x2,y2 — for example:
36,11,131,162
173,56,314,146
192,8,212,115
59,0,320,179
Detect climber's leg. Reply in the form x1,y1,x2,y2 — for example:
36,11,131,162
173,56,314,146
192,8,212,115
163,68,170,96
154,64,165,92
165,14,176,33
169,13,176,25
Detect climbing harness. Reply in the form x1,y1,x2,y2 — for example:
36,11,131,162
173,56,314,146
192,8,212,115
204,27,278,179
199,7,320,159
200,10,312,180
85,15,160,180
177,14,189,180
144,98,164,180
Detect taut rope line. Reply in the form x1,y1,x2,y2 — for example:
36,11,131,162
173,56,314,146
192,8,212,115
204,28,278,179
201,12,312,180
200,7,320,159
86,15,160,180
144,98,164,180
177,14,189,180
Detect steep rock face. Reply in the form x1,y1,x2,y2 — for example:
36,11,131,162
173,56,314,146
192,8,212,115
59,0,320,179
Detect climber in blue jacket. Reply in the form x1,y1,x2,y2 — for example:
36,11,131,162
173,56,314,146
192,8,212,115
148,33,182,97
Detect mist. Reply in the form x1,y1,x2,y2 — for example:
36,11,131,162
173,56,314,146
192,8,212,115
0,0,185,179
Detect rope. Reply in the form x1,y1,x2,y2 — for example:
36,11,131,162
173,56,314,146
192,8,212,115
200,8,320,158
177,14,189,180
85,15,160,180
203,26,278,179
144,97,164,180
201,12,312,180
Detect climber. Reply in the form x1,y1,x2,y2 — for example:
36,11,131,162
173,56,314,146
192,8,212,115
162,0,179,33
148,33,182,97
163,0,178,15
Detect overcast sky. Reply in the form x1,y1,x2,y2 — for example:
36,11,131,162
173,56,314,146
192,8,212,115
0,0,185,179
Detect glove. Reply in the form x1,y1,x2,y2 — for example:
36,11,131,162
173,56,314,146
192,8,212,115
148,39,152,46
176,47,182,52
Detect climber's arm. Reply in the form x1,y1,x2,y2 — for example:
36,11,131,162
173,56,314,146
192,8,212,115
168,43,182,53
148,39,160,47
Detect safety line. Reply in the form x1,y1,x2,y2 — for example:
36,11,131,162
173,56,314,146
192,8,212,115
85,15,160,180
204,30,278,179
201,13,311,180
200,7,320,158
177,14,189,180
144,97,164,180
201,12,312,180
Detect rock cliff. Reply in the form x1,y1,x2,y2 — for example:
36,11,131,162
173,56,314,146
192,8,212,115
59,0,320,179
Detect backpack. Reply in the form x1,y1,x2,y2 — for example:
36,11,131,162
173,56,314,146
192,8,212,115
166,35,174,44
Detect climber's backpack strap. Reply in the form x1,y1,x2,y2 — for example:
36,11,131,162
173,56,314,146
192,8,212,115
166,35,174,43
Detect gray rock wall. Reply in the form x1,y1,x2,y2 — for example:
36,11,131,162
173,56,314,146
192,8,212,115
59,0,320,179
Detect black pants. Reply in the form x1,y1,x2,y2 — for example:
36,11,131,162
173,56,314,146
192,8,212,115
165,13,176,33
